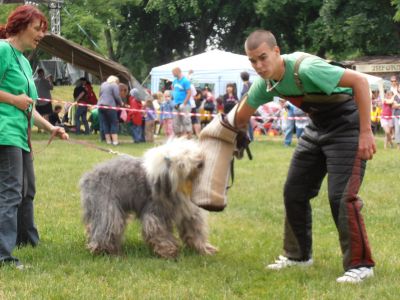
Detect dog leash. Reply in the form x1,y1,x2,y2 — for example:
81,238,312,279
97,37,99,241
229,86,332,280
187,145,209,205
35,128,126,156
66,139,126,156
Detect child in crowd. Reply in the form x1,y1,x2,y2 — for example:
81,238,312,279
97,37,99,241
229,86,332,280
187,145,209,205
88,107,100,135
48,105,63,126
381,90,394,149
127,88,145,143
160,90,174,137
144,99,157,143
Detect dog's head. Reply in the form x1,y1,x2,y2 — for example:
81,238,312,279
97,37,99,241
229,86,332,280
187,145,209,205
143,138,204,196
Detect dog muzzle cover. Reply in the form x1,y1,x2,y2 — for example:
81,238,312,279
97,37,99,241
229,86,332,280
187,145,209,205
192,104,249,211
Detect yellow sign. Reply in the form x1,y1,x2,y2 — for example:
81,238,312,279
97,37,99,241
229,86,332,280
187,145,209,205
356,64,400,73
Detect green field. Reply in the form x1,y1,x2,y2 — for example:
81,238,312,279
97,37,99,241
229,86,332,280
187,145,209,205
0,130,398,299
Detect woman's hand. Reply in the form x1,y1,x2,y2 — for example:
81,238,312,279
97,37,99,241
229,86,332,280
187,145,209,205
51,126,69,140
13,94,33,111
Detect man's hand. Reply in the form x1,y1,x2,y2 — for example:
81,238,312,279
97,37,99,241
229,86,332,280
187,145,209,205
358,130,376,160
13,94,33,111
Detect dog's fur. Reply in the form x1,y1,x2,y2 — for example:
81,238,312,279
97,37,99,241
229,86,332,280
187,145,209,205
79,138,217,258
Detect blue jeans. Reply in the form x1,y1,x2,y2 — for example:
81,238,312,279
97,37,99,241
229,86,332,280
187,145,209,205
129,122,144,143
284,119,295,146
99,108,119,134
75,106,90,134
0,146,39,264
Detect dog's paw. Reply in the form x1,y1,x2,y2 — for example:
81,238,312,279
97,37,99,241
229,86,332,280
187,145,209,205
152,240,180,259
87,242,121,256
154,246,180,259
200,243,219,255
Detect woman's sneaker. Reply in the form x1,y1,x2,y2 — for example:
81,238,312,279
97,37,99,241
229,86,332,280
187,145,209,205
336,267,374,283
266,255,313,270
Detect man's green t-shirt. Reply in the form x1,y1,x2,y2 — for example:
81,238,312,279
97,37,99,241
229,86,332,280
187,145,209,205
0,40,38,152
246,52,353,109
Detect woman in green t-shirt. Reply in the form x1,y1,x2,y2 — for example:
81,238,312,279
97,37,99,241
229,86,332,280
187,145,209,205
0,5,68,269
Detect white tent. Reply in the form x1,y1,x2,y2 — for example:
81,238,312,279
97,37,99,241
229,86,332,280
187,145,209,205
150,49,386,98
150,49,258,96
363,73,386,98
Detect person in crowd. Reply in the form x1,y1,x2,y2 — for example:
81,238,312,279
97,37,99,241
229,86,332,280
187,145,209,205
370,101,381,135
88,107,100,135
85,79,98,106
152,92,163,135
370,90,382,134
393,93,400,149
390,75,399,97
222,83,239,114
240,71,254,141
189,83,201,137
119,83,129,104
48,104,62,126
0,5,68,269
171,67,192,138
216,96,224,114
127,88,144,143
160,90,174,138
144,99,157,143
73,77,90,135
117,83,130,135
98,75,124,145
200,87,215,127
187,70,201,137
279,98,294,146
34,68,53,127
381,90,394,149
215,29,375,283
281,100,308,146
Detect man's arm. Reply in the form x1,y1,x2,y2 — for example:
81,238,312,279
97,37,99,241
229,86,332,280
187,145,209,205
338,69,376,160
232,97,256,128
183,88,192,106
75,91,85,102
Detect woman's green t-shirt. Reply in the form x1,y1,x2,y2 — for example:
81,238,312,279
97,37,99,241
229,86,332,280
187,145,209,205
0,40,38,152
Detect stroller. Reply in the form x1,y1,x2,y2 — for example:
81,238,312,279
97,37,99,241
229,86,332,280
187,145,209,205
252,102,282,137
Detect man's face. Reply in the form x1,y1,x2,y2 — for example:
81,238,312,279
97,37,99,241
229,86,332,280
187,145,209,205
172,68,180,78
246,42,280,80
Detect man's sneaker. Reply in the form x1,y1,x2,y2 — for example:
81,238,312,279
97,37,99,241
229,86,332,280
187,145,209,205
266,255,313,270
336,267,374,283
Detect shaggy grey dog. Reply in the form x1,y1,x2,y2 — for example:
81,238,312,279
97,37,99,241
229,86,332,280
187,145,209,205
80,138,217,258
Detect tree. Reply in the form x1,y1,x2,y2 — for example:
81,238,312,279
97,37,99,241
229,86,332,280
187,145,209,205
309,0,400,59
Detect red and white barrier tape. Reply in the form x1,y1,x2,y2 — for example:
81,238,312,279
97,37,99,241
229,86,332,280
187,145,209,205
38,98,400,121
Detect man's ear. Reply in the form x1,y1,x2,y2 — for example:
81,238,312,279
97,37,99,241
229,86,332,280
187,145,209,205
273,45,280,55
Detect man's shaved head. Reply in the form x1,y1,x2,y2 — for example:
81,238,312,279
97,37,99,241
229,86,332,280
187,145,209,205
245,30,277,51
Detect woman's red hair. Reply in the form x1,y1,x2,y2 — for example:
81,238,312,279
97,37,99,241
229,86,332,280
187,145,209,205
0,5,47,39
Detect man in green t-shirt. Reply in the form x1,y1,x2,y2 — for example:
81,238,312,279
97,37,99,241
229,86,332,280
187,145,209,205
232,30,376,283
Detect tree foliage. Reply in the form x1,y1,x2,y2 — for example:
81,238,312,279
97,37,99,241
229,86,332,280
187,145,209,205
2,0,399,81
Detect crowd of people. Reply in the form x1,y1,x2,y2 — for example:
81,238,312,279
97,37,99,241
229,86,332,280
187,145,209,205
33,67,400,150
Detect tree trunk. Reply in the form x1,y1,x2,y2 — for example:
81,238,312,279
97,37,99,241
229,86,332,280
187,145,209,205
104,28,116,61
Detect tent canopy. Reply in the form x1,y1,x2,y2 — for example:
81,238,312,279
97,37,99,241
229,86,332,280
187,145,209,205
37,33,149,99
150,49,386,98
150,49,259,96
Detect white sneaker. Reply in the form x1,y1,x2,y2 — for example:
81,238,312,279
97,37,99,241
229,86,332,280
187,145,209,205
266,255,313,270
336,267,374,283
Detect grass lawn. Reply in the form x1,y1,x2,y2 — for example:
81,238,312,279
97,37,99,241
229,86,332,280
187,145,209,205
0,87,399,299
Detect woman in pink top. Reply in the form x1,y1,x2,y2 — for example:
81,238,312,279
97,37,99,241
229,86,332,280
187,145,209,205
381,90,394,149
